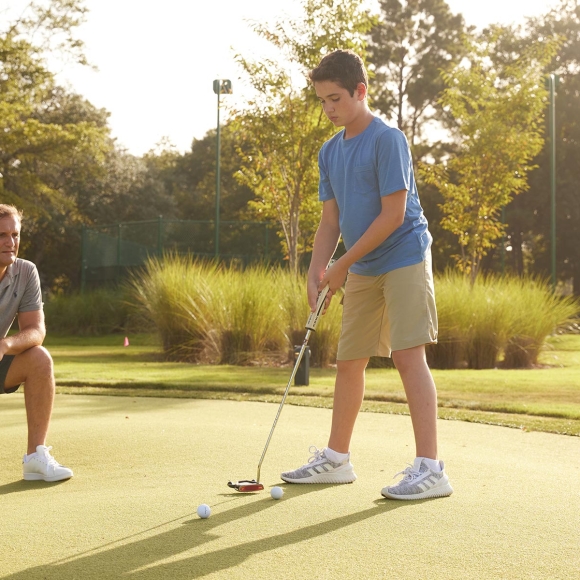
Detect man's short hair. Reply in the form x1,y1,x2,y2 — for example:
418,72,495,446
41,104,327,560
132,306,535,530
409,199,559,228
0,205,23,222
309,50,368,96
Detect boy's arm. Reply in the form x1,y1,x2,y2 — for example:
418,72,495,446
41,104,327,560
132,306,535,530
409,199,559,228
308,198,341,310
0,310,46,361
319,189,407,293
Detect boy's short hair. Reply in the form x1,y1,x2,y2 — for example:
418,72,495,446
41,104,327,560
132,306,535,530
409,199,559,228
309,49,368,96
0,204,23,222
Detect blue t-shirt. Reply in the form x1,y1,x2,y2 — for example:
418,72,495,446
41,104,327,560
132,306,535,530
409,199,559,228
318,116,431,276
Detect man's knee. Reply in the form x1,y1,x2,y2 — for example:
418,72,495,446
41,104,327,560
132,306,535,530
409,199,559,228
24,345,53,370
7,346,54,385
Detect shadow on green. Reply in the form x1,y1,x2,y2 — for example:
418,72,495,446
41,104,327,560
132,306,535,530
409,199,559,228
2,488,427,579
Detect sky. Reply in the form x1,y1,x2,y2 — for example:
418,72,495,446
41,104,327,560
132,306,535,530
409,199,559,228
1,0,562,156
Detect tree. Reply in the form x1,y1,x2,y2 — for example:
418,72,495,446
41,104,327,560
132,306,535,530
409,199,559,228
367,0,469,155
0,1,112,288
507,0,580,293
232,0,374,273
420,29,560,282
172,126,254,223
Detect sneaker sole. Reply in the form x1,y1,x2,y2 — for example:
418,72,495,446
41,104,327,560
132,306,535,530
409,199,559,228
23,473,73,482
381,481,453,500
281,470,357,484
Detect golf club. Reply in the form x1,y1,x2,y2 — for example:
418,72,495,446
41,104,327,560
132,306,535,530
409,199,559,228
227,284,330,492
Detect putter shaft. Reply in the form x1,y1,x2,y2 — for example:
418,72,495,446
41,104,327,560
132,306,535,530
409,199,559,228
256,285,330,484
256,330,313,484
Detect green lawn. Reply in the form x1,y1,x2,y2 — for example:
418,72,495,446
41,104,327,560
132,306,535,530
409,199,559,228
45,333,580,436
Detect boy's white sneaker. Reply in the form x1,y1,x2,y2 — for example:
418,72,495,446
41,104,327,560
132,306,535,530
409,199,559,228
281,446,357,484
381,458,453,500
23,445,74,482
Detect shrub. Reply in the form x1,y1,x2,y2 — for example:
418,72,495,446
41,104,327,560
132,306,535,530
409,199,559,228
44,287,133,335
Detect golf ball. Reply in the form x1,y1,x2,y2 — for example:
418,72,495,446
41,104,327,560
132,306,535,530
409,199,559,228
270,486,284,500
197,504,211,518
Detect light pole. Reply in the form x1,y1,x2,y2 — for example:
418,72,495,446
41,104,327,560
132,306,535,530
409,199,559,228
547,74,558,291
213,79,232,259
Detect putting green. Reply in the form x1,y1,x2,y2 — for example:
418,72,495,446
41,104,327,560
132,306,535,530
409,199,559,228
0,394,578,579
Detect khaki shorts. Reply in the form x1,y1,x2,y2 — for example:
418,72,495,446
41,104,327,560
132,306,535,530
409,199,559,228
337,252,438,360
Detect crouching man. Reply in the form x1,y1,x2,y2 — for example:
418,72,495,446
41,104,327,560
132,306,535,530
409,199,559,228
0,204,73,482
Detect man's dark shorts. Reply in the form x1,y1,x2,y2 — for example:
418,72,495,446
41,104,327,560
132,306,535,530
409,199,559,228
0,355,20,394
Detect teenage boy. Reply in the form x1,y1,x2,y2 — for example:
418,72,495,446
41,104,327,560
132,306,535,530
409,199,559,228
280,50,452,500
0,204,73,482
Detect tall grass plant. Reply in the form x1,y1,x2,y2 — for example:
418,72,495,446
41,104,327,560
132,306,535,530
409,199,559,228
431,271,578,369
128,255,221,361
211,265,286,364
127,257,577,368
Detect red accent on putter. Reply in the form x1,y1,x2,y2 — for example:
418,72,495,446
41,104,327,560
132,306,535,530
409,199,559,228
227,480,264,492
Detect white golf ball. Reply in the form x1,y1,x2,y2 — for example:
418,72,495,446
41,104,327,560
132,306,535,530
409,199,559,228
197,504,211,518
270,486,284,500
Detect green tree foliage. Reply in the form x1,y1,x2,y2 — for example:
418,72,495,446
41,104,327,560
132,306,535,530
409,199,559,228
421,29,560,282
173,126,254,223
0,0,112,288
367,0,469,155
232,0,374,273
505,0,580,293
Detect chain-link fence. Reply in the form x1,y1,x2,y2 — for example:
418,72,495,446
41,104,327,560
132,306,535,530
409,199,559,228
81,218,280,289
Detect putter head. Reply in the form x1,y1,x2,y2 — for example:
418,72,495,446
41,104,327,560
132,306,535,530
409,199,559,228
227,479,264,492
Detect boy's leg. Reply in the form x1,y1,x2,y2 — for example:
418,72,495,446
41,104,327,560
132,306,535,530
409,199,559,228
391,345,437,459
380,256,452,499
280,273,382,485
328,357,369,453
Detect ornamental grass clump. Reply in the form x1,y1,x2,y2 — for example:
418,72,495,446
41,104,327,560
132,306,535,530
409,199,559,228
463,276,514,369
429,271,579,369
128,254,220,361
502,277,578,368
427,272,470,369
211,265,286,364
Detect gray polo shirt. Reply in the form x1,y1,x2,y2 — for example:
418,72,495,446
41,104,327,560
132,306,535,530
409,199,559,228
0,259,42,338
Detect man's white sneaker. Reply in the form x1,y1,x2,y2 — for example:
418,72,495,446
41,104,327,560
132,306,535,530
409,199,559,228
23,445,74,482
281,446,357,484
381,458,453,500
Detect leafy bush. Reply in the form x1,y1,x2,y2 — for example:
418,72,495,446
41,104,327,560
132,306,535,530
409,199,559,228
44,288,134,335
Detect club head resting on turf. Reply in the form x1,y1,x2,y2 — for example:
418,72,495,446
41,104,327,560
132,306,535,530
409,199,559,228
227,479,264,492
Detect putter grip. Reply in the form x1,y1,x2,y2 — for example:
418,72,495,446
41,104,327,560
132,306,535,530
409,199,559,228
305,286,330,331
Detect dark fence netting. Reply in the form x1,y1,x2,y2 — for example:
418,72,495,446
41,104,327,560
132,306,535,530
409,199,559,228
81,218,280,289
